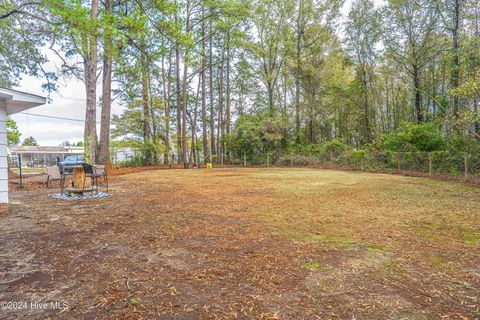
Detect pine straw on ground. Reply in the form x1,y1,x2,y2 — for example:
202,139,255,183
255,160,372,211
0,168,478,319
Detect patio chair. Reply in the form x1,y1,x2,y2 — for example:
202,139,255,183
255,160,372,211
46,166,66,193
82,163,100,195
93,164,108,193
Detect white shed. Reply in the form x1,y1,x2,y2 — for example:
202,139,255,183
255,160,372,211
0,88,46,203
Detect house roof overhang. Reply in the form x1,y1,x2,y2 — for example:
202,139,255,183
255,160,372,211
0,88,46,115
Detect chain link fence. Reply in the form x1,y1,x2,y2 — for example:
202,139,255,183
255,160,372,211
8,155,47,190
233,149,480,183
8,148,480,189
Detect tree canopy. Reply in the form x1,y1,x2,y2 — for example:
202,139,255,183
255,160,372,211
6,117,20,146
22,136,39,146
0,0,479,165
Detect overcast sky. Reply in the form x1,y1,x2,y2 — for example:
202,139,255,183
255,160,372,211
12,51,124,146
11,0,375,146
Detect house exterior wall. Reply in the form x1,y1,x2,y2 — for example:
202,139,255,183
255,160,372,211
0,100,8,203
0,88,46,204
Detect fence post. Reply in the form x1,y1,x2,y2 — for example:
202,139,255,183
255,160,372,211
397,152,401,172
223,142,226,165
428,152,432,177
243,152,246,167
17,154,22,189
267,153,270,167
464,152,469,182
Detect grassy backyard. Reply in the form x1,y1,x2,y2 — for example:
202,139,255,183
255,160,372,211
0,168,479,319
10,167,46,175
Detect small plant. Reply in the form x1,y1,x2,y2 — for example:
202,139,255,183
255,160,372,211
366,244,386,252
381,261,406,277
301,260,329,272
427,255,447,268
458,226,480,245
307,233,357,246
130,297,141,306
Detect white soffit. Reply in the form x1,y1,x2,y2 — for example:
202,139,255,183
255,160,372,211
0,88,47,115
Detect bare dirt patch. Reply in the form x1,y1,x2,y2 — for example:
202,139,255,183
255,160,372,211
0,167,478,319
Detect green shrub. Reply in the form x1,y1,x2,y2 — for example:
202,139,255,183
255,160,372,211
399,123,445,152
323,139,349,153
276,155,319,166
119,155,144,167
380,134,405,152
379,122,445,152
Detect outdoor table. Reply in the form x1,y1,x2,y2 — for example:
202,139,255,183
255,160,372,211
63,164,92,196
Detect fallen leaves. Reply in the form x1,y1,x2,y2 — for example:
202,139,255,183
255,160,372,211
0,167,478,318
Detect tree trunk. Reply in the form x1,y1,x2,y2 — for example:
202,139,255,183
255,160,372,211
413,63,423,123
217,40,225,164
223,25,231,160
182,49,189,168
201,5,210,163
225,27,231,137
175,34,182,165
385,75,390,132
308,103,314,143
362,66,371,143
83,0,99,164
162,38,172,164
267,81,274,112
474,5,480,137
141,36,152,165
191,73,201,164
451,0,460,123
181,2,190,169
209,16,216,160
148,68,157,164
295,0,303,140
475,97,480,138
98,0,112,165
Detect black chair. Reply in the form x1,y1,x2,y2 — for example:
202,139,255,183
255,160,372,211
82,163,100,195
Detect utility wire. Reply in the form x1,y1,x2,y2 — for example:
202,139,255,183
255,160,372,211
19,112,101,124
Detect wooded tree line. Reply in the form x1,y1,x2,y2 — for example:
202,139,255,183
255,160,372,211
1,0,479,166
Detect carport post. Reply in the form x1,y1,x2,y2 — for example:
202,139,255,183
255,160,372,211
0,101,8,203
